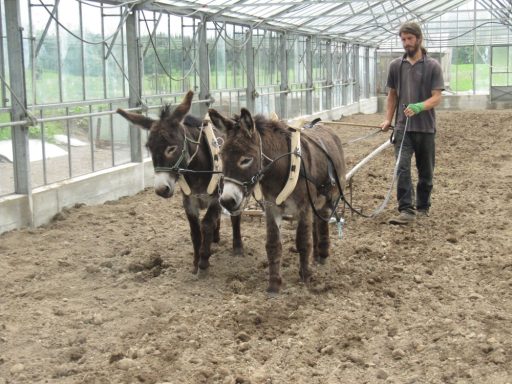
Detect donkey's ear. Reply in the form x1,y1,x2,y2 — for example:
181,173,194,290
171,90,194,122
239,108,255,136
208,108,234,133
116,108,155,130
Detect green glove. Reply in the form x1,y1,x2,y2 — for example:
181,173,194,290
408,102,425,114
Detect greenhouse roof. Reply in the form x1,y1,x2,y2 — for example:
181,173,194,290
113,0,511,47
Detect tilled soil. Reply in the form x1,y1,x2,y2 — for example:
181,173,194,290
1,110,511,384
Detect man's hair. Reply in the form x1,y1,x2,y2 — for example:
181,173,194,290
399,22,423,39
399,21,427,54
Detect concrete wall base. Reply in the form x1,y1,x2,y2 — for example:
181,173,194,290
0,160,154,234
297,96,378,122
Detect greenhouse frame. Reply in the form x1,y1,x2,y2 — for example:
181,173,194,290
1,0,511,233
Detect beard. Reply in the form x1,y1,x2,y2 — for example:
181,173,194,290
405,41,421,58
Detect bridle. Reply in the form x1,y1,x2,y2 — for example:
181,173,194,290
153,123,222,176
222,129,297,198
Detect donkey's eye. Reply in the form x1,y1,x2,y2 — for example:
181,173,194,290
164,145,177,158
238,156,254,168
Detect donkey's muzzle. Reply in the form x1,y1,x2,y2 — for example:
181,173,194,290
219,196,239,212
155,185,174,198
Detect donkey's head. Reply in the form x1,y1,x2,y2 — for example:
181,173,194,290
209,108,261,214
117,91,194,198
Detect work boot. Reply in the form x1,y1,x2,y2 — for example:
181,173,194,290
416,209,429,217
388,211,415,225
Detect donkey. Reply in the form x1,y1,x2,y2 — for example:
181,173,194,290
117,91,243,274
208,108,346,294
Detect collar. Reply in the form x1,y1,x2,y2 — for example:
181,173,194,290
402,53,426,65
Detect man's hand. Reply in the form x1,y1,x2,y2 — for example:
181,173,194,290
380,119,392,132
404,102,425,117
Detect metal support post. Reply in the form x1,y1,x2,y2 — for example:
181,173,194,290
342,43,347,105
306,36,313,115
198,18,210,118
279,33,288,118
326,40,333,111
373,49,377,97
5,0,31,196
126,9,142,162
245,29,255,113
365,46,370,99
354,44,360,102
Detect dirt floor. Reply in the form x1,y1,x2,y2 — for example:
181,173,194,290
1,110,511,384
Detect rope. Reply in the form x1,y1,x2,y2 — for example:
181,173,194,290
342,128,383,145
367,117,409,217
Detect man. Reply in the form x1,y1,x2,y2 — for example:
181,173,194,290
380,21,444,225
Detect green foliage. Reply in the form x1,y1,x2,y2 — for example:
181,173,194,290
452,46,474,65
0,113,11,140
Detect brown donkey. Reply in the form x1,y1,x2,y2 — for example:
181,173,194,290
117,91,243,274
209,108,346,293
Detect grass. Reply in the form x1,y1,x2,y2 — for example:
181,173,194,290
449,63,490,92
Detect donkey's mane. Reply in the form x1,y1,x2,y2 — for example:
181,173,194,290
159,104,172,120
231,113,290,138
183,114,202,129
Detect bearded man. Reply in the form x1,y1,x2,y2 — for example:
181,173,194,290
380,21,445,225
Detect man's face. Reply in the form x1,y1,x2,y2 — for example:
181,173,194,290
400,32,421,57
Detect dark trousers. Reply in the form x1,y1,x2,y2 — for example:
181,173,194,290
393,130,435,213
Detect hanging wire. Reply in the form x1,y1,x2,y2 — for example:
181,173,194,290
141,10,200,83
0,72,38,125
107,47,147,110
36,0,147,110
352,20,510,43
152,0,220,19
75,0,142,9
37,0,137,45
212,22,254,50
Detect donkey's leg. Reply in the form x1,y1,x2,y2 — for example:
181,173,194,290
265,207,283,294
198,200,221,270
313,207,330,264
183,196,201,273
213,215,221,243
313,217,319,263
230,215,244,256
296,208,313,283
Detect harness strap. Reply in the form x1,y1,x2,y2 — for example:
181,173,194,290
154,135,192,196
154,122,224,196
275,127,301,205
203,121,223,194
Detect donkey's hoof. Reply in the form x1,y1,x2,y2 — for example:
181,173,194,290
299,271,312,284
266,281,281,296
198,258,210,270
196,267,209,279
232,247,244,257
314,256,328,265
